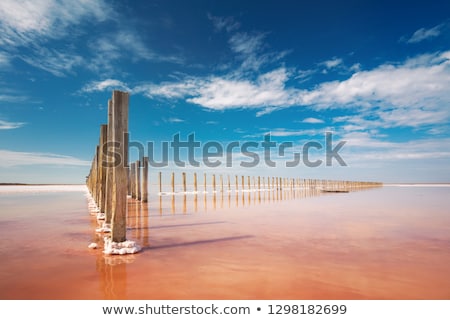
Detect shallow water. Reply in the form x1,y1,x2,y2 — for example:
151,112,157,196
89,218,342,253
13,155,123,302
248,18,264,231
0,185,449,299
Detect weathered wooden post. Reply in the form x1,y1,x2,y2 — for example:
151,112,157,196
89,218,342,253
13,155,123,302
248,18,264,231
235,175,238,192
182,172,187,193
142,157,148,202
135,160,141,201
130,162,136,199
204,173,207,193
104,100,114,223
98,124,107,214
158,171,162,194
193,172,198,193
220,174,223,193
258,176,261,190
111,90,129,243
212,174,216,192
171,172,175,193
227,175,231,192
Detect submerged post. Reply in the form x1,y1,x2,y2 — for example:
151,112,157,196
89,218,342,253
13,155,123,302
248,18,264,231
111,90,129,243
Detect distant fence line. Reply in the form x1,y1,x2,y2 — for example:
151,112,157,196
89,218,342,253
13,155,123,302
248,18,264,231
86,90,382,244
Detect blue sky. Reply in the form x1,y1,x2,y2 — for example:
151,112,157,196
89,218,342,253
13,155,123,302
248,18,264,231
0,0,449,184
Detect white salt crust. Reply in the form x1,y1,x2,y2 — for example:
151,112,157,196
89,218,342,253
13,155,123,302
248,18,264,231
103,237,141,255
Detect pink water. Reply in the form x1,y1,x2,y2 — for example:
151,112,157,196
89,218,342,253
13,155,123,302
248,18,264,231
0,185,449,299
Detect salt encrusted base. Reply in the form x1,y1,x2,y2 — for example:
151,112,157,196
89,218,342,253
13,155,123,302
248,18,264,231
88,242,98,249
95,222,111,233
103,237,141,255
96,212,106,220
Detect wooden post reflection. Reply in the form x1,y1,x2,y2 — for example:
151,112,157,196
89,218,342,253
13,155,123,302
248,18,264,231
171,194,175,214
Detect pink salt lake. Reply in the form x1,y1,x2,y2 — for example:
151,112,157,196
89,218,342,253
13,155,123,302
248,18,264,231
0,184,449,299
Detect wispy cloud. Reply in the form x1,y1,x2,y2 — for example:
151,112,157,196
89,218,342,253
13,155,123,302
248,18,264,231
82,79,130,93
207,13,240,33
0,149,90,167
89,30,183,69
320,57,343,69
0,0,110,46
20,46,84,77
0,94,28,103
165,117,185,123
0,119,26,130
403,23,444,43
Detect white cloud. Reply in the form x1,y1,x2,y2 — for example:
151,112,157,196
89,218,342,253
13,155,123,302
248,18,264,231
340,132,450,163
83,50,450,132
0,149,90,167
0,119,26,130
166,117,184,123
82,79,130,93
134,79,200,99
20,46,84,77
300,51,450,127
405,23,444,43
0,0,110,46
188,68,297,110
301,117,324,124
320,57,343,69
0,51,10,68
0,94,27,102
207,13,240,33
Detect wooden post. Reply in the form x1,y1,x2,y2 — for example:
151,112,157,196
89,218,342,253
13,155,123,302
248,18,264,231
142,157,148,202
136,160,141,201
220,174,223,192
194,172,198,193
98,124,107,213
247,176,250,191
182,172,187,193
204,173,207,193
235,175,238,192
241,175,245,191
171,172,175,193
227,175,231,192
130,162,136,199
111,90,129,243
212,174,216,192
158,171,162,194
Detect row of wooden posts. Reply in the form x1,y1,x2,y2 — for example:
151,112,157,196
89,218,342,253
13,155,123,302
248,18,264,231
86,90,129,243
86,90,382,244
127,168,382,201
